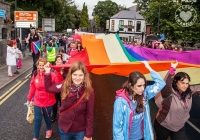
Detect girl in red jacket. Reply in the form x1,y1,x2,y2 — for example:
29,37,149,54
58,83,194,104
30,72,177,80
44,61,94,140
27,57,62,140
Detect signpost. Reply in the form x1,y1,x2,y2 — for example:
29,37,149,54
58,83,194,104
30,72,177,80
14,11,38,42
15,11,38,22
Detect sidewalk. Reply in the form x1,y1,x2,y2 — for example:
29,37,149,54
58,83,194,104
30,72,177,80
0,52,33,90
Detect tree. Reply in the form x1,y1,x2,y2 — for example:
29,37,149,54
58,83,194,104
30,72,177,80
133,0,200,43
92,0,119,30
4,0,80,32
94,15,100,29
79,2,89,29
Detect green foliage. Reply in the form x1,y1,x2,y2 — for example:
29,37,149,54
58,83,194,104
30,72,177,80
4,0,81,32
94,15,100,28
134,0,200,43
79,2,89,28
93,0,119,29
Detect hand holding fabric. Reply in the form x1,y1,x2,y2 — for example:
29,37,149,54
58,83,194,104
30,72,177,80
141,61,153,71
44,62,51,73
171,61,178,69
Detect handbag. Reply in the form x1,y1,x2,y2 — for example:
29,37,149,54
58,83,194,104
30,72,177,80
59,92,86,116
26,102,34,123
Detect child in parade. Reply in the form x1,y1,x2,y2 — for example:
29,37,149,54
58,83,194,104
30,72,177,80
113,61,166,140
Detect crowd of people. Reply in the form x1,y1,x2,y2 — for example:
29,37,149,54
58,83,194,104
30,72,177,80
6,27,200,140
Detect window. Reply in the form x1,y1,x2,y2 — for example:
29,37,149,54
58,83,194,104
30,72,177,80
136,21,141,32
2,28,7,39
128,21,133,26
111,20,115,31
150,28,153,34
119,20,124,25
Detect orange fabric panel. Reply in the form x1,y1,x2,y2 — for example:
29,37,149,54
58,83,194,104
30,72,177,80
81,35,111,65
91,61,199,76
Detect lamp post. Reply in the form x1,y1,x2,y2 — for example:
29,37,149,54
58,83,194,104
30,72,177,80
15,0,17,39
157,0,162,36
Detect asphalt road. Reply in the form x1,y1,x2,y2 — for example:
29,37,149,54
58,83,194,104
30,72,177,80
0,70,199,140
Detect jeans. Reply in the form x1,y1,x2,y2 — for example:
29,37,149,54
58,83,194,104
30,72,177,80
58,126,85,140
154,119,186,140
34,105,53,138
31,52,40,75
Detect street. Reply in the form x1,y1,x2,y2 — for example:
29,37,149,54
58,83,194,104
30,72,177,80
0,70,200,140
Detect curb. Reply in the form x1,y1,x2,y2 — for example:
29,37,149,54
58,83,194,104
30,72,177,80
0,66,32,90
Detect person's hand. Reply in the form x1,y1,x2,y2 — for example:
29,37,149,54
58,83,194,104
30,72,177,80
83,136,92,140
27,101,30,105
44,62,51,73
171,61,178,69
141,61,153,71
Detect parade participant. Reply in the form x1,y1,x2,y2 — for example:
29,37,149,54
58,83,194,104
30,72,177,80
26,25,42,75
154,61,200,140
113,61,166,140
76,40,84,52
44,61,94,140
51,55,65,122
27,57,62,140
46,41,58,64
68,41,78,57
6,40,17,77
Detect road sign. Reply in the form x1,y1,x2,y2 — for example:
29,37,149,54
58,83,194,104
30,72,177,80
15,11,38,22
42,18,55,32
15,22,37,28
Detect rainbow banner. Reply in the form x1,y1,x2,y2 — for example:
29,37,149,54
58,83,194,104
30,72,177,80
51,34,200,85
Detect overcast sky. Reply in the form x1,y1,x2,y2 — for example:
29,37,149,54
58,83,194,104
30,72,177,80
74,0,134,19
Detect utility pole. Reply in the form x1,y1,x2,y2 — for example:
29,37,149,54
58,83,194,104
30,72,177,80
15,0,17,39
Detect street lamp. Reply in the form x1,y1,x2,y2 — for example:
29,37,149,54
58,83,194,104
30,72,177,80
15,0,17,39
157,0,162,36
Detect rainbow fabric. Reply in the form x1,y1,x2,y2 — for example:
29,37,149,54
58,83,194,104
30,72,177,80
31,40,41,54
52,34,200,85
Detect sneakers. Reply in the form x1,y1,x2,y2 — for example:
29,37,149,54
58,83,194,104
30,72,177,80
8,74,14,77
46,130,52,138
33,138,38,140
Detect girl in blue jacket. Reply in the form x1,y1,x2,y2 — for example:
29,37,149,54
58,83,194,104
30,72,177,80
113,61,166,140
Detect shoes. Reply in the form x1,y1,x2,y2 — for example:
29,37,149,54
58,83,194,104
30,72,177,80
14,71,19,74
8,74,14,77
46,130,52,138
33,138,38,140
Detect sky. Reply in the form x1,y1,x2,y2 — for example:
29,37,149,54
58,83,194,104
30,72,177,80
74,0,134,19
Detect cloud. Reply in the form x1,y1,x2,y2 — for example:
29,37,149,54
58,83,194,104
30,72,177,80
74,0,134,19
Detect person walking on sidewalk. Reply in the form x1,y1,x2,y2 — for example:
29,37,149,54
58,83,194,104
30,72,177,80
26,25,42,75
113,61,166,140
44,61,94,140
27,57,62,140
6,40,17,77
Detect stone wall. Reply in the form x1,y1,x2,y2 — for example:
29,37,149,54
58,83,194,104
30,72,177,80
0,1,11,66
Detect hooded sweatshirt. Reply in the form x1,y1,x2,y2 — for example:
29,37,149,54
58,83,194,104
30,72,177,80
113,70,166,140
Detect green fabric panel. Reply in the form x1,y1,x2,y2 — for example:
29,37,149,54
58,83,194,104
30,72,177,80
115,34,138,62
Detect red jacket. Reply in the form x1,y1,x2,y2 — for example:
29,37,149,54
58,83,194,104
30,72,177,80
27,71,62,107
44,73,94,138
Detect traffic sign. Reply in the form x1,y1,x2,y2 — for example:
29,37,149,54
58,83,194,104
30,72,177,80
15,22,37,28
14,11,38,22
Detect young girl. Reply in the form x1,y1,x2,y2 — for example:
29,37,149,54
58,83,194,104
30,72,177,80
17,53,23,69
113,61,166,140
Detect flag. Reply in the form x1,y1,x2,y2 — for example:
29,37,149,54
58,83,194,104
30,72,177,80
31,41,41,54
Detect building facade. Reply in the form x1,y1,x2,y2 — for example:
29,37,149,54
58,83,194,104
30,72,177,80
109,6,146,42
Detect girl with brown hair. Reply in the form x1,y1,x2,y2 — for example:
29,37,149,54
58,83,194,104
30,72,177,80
44,61,94,140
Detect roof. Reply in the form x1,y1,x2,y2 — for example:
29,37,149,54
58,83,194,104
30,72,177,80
110,10,145,20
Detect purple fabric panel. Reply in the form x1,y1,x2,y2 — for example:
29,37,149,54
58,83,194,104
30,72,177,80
129,47,200,65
